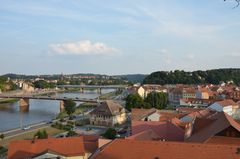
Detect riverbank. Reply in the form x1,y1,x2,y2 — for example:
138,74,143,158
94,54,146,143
0,98,19,104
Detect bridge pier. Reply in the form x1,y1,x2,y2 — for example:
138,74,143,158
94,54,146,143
19,98,30,112
97,88,102,94
80,88,84,93
60,100,65,112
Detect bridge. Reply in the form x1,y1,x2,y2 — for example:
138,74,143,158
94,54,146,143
0,95,100,112
57,85,127,93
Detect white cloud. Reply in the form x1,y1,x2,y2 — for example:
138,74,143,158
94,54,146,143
49,40,119,55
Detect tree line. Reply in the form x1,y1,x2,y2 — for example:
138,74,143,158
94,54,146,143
125,92,168,110
143,69,240,85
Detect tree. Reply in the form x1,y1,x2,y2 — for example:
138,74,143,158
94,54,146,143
224,0,240,8
67,130,77,137
103,128,117,139
144,92,168,109
0,134,4,140
125,93,144,110
34,129,48,139
64,99,76,115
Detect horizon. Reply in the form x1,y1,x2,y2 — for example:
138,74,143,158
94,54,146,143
1,67,240,76
1,1,240,74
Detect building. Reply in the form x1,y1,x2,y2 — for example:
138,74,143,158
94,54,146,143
89,100,127,127
186,112,240,142
90,139,240,159
208,99,239,116
131,108,160,121
182,88,196,99
131,120,185,141
8,137,92,159
168,88,183,106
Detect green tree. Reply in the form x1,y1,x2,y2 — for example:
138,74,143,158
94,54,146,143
67,130,77,137
0,134,4,140
34,129,48,139
144,92,168,109
125,93,144,110
64,99,76,115
103,128,117,139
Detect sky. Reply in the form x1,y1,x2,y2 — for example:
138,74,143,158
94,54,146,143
0,0,240,75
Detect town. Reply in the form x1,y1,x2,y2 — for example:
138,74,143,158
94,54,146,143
0,69,240,159
1,0,240,158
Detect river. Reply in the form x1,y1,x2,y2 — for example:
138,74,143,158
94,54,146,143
0,89,113,132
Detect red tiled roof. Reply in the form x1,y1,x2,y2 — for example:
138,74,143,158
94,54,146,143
93,139,240,159
186,112,240,142
216,99,238,107
127,129,161,141
90,100,126,116
131,108,157,121
159,112,186,122
132,120,185,141
206,136,240,145
8,137,86,159
82,135,99,154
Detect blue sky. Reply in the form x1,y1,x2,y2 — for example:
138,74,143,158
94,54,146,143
0,0,240,75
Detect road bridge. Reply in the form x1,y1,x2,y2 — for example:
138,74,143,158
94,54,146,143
0,95,100,112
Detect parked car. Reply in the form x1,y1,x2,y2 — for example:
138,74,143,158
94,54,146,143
22,126,31,130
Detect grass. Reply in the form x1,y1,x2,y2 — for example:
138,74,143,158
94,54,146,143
0,98,19,104
99,92,116,100
0,127,65,147
74,102,97,114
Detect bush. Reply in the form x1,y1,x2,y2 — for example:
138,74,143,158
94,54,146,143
67,130,77,137
34,129,48,139
102,128,117,139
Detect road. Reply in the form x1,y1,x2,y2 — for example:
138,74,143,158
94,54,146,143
1,122,50,139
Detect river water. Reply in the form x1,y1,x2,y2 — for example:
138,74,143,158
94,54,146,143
0,90,113,132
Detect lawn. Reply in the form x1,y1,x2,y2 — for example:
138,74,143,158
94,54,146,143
0,127,65,147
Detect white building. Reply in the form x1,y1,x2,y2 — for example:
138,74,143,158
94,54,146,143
208,99,239,116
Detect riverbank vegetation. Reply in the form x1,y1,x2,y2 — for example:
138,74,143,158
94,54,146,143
0,98,19,104
0,127,64,147
0,77,18,92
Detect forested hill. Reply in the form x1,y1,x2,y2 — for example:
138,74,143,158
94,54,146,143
143,69,240,85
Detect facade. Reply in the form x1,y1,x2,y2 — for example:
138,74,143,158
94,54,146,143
182,88,196,99
196,90,210,99
137,86,145,98
89,100,127,127
168,88,183,106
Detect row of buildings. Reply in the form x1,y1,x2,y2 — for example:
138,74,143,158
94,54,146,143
7,105,240,158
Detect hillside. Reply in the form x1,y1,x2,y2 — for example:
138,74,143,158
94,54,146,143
143,68,240,85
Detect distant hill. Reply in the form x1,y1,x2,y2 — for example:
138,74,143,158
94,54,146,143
143,68,240,85
117,74,147,83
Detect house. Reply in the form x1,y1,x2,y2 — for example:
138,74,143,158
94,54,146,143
22,82,35,92
186,112,240,143
131,108,160,121
208,99,239,116
131,108,186,122
137,86,145,98
179,98,219,108
131,120,185,141
90,139,240,159
196,88,210,99
142,84,167,97
182,88,196,99
89,100,127,127
168,88,183,106
8,137,91,159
